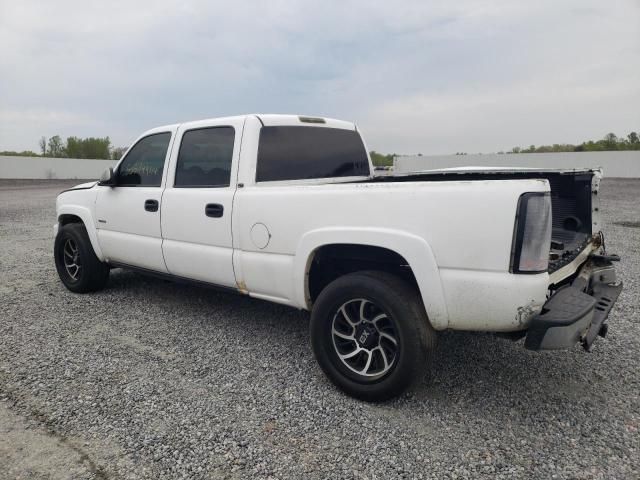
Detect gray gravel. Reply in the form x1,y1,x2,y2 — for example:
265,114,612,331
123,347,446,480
0,178,638,479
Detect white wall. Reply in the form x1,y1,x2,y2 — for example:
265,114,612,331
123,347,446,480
0,156,117,180
394,151,640,178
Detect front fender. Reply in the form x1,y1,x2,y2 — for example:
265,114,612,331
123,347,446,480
56,204,105,261
294,227,450,330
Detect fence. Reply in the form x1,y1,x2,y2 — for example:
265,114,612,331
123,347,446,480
0,156,117,180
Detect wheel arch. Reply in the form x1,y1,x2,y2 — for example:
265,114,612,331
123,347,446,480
56,205,105,261
294,227,449,330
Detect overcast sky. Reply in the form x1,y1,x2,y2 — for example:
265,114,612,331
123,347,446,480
1,0,638,155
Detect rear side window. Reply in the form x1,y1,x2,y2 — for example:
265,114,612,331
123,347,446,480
256,126,370,182
117,132,171,187
175,127,235,187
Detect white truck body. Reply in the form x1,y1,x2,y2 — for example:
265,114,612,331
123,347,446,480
54,114,622,399
55,114,606,332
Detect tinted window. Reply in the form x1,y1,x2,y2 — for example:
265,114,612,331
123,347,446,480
175,127,235,187
256,126,370,182
117,132,171,187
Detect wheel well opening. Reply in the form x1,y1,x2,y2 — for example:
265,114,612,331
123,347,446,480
306,244,418,306
58,214,84,226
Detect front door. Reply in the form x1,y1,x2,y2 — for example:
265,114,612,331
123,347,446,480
95,129,175,272
160,118,244,288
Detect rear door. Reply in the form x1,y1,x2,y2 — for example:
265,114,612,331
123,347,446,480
160,117,244,287
95,128,175,272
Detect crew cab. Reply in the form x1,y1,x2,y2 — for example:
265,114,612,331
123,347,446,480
54,114,622,401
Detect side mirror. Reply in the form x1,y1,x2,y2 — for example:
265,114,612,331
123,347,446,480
99,167,115,186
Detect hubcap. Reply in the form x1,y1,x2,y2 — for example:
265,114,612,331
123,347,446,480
62,238,82,281
331,298,399,378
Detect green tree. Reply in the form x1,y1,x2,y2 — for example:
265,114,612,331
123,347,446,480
47,135,65,157
369,151,394,167
84,136,111,159
64,136,111,159
65,136,82,158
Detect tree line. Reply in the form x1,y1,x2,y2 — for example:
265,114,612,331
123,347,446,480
2,130,638,165
369,151,395,167
368,131,640,165
1,135,126,160
506,131,639,154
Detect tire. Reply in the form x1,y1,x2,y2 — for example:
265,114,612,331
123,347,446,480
310,271,436,401
54,223,110,293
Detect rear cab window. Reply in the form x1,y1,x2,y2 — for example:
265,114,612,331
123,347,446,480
256,126,370,182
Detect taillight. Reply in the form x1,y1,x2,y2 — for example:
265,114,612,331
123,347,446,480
510,192,552,273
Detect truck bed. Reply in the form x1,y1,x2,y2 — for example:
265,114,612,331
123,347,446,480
364,167,599,277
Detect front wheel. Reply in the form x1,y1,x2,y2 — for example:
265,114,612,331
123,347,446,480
54,223,110,293
310,271,436,401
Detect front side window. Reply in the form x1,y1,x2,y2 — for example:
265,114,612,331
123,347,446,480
256,126,370,182
117,132,171,187
175,127,235,187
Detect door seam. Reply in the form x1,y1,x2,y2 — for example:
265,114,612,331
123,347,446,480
230,116,247,288
159,126,180,273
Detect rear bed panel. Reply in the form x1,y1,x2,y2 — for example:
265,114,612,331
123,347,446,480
367,167,600,279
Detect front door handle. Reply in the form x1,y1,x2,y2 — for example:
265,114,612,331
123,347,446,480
144,199,159,212
205,203,224,218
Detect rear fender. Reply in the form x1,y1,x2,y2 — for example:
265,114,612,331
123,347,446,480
294,227,449,330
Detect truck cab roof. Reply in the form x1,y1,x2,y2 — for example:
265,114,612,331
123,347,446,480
146,114,357,138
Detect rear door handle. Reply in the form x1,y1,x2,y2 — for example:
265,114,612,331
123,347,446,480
144,199,159,212
205,203,224,218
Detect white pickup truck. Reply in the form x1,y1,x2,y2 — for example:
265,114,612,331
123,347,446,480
54,114,622,401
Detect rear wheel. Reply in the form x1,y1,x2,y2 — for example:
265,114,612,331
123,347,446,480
54,223,109,293
310,271,436,401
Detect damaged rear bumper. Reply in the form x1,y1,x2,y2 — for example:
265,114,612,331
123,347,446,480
524,256,622,351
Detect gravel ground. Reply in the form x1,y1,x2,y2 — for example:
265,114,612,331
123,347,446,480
0,178,638,479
